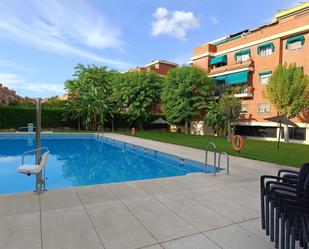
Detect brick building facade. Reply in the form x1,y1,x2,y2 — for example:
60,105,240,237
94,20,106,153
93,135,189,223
0,84,18,104
190,3,309,144
128,60,178,76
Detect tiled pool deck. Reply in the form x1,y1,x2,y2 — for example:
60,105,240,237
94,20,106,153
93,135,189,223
0,133,300,249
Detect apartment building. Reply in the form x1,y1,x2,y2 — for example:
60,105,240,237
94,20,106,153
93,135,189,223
190,3,309,144
128,60,178,76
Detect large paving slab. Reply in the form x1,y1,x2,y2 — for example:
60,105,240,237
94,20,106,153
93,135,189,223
42,206,104,249
85,201,157,249
0,212,41,249
205,224,274,249
161,233,221,249
123,196,198,242
0,192,39,217
0,133,297,249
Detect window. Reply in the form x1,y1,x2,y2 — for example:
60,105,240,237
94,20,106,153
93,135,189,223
234,49,251,63
286,35,305,50
236,53,250,63
257,42,275,57
260,74,271,84
210,55,227,68
287,41,303,50
235,126,277,138
281,127,306,141
257,103,270,114
240,104,248,114
259,47,273,56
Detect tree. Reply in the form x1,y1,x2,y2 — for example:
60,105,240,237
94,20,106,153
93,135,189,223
64,64,115,130
42,97,65,109
8,100,35,108
219,95,242,142
112,71,162,130
162,66,214,134
265,63,309,142
204,99,226,135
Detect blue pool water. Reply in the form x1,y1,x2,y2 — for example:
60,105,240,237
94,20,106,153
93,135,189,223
0,134,212,194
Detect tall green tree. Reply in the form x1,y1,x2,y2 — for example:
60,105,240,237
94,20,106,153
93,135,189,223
162,66,214,134
265,63,309,142
204,99,226,135
42,97,65,109
219,95,242,142
64,64,115,130
112,71,162,130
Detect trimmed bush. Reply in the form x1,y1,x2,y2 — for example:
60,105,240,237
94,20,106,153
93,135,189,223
0,107,76,129
0,106,164,131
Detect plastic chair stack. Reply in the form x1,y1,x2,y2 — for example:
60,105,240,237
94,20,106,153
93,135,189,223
260,163,309,249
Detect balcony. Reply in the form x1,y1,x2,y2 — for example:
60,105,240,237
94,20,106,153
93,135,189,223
208,60,254,76
208,65,228,75
234,85,253,98
212,85,253,98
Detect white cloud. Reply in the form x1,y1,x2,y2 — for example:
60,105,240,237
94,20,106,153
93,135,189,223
0,59,36,72
0,72,64,97
210,16,218,25
151,7,199,40
0,0,129,67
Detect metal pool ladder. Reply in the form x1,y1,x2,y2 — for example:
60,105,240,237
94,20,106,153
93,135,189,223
205,142,230,175
218,152,230,175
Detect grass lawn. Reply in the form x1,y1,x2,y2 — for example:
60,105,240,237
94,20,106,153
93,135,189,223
116,131,309,168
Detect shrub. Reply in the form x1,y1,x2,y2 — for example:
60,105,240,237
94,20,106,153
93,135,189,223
0,107,76,129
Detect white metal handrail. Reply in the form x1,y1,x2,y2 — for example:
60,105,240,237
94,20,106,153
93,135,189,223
218,152,230,175
205,142,217,175
22,147,49,164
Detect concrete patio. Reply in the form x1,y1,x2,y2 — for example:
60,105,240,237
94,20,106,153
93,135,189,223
0,133,300,249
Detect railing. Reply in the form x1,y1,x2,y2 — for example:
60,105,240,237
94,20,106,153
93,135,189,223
208,60,254,76
218,152,230,175
21,147,49,192
22,147,49,164
205,142,217,175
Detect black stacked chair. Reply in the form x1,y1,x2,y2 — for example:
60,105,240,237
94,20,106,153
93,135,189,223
261,163,309,249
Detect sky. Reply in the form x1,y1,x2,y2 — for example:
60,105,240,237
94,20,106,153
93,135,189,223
0,0,301,98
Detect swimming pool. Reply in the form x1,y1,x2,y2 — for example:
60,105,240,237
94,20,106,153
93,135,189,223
0,134,214,194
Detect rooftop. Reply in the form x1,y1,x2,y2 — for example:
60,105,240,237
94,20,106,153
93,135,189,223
144,60,179,67
203,2,309,48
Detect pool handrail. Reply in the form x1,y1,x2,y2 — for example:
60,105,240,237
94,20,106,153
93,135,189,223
205,142,217,175
218,152,230,175
22,147,49,164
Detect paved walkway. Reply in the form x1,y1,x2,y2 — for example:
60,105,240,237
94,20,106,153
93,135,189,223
0,133,299,249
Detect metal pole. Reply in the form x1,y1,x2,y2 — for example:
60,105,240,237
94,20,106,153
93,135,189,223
35,98,42,194
277,122,281,150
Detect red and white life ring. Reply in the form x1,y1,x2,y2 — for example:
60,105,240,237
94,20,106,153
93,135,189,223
232,135,244,152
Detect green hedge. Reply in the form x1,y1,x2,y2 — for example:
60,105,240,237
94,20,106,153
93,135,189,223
104,113,166,130
0,107,76,129
0,107,164,130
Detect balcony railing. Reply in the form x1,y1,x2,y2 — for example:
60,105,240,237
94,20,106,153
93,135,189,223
209,60,254,76
233,85,253,98
212,85,253,98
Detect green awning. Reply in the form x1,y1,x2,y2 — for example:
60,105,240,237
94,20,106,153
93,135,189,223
210,55,227,65
258,70,272,75
234,49,251,60
215,75,226,81
257,42,275,54
286,35,305,48
225,71,249,85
